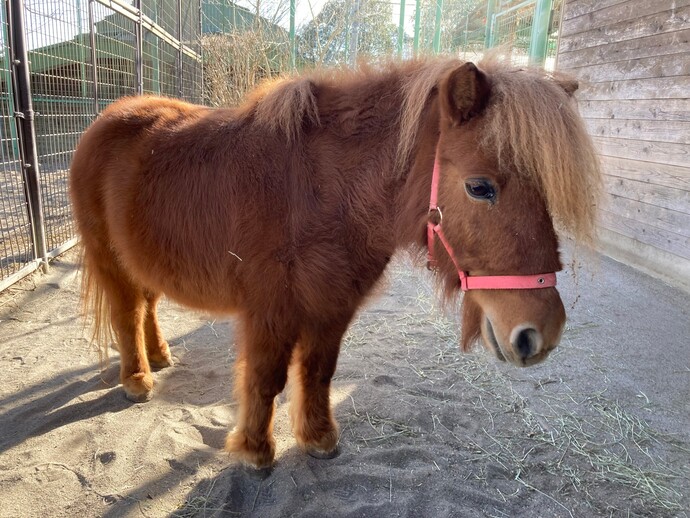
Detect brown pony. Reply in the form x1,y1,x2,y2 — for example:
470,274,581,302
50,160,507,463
70,57,601,468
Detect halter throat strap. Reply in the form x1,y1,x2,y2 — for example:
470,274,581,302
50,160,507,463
426,151,557,291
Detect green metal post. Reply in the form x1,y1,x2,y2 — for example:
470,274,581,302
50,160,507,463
397,0,405,58
462,13,468,53
529,0,553,65
344,7,350,63
88,0,99,114
134,0,143,94
432,0,442,54
289,0,296,69
484,0,496,48
349,0,360,65
151,7,160,94
76,0,88,98
413,0,421,55
177,0,183,98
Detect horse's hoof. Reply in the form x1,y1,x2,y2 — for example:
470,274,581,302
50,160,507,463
296,425,340,459
149,354,174,370
241,464,274,479
225,430,275,469
122,372,154,402
148,343,174,370
307,444,339,460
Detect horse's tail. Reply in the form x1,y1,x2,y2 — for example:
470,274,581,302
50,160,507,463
80,249,114,368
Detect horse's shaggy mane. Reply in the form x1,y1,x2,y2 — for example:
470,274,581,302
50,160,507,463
247,56,601,244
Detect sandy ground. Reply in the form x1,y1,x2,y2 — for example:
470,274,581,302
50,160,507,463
0,248,688,517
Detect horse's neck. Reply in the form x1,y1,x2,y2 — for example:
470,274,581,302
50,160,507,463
391,98,440,250
314,75,440,252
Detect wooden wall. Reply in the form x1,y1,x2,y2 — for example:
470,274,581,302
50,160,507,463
557,0,690,292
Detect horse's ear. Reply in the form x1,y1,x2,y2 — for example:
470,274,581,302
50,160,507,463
441,62,491,125
552,73,579,96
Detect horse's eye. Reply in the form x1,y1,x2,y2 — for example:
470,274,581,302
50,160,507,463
465,179,497,202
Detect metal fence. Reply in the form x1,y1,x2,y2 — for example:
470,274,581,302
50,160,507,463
485,0,563,68
0,0,202,291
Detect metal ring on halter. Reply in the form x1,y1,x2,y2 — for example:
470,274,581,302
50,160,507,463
538,277,545,284
428,206,443,224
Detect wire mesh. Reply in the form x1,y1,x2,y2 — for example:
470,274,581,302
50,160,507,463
23,0,94,252
1,0,203,290
92,6,137,100
143,30,179,95
491,2,534,66
1,5,35,282
487,0,563,69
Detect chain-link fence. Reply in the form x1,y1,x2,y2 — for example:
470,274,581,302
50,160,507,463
0,0,203,291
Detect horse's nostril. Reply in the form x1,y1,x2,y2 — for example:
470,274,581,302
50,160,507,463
515,327,539,360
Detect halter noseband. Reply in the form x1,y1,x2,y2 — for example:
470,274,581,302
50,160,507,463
426,151,557,291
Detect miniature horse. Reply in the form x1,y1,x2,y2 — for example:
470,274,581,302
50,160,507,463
70,57,601,468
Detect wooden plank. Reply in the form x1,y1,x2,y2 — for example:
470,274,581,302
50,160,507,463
599,156,690,191
559,6,690,53
565,53,690,84
558,29,690,70
596,227,690,293
603,173,690,214
585,119,690,145
599,208,689,258
593,136,690,168
606,193,690,237
562,0,690,37
563,0,630,21
579,99,690,122
575,76,690,101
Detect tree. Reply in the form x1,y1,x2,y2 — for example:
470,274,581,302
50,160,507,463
298,0,397,66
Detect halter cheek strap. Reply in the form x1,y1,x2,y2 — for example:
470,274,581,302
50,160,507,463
427,152,557,292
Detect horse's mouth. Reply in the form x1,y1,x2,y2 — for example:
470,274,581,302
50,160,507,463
484,318,506,362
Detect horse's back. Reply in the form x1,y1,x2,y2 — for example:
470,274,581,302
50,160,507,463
70,97,237,305
71,96,207,194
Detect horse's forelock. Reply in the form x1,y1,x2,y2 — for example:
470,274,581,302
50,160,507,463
396,58,460,175
477,59,602,244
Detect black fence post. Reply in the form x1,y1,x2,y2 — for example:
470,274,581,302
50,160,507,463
6,0,48,272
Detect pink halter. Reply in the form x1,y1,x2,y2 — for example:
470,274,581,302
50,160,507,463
427,151,557,291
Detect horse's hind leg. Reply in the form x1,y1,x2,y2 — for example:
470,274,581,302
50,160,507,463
226,314,296,468
143,292,173,369
87,253,153,402
289,317,351,458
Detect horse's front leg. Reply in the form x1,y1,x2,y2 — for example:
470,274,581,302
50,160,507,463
289,318,351,458
225,316,296,468
143,292,173,369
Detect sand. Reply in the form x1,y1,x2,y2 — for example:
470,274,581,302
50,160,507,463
0,249,688,517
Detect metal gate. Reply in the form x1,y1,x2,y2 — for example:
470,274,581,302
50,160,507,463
0,0,203,291
485,0,563,67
